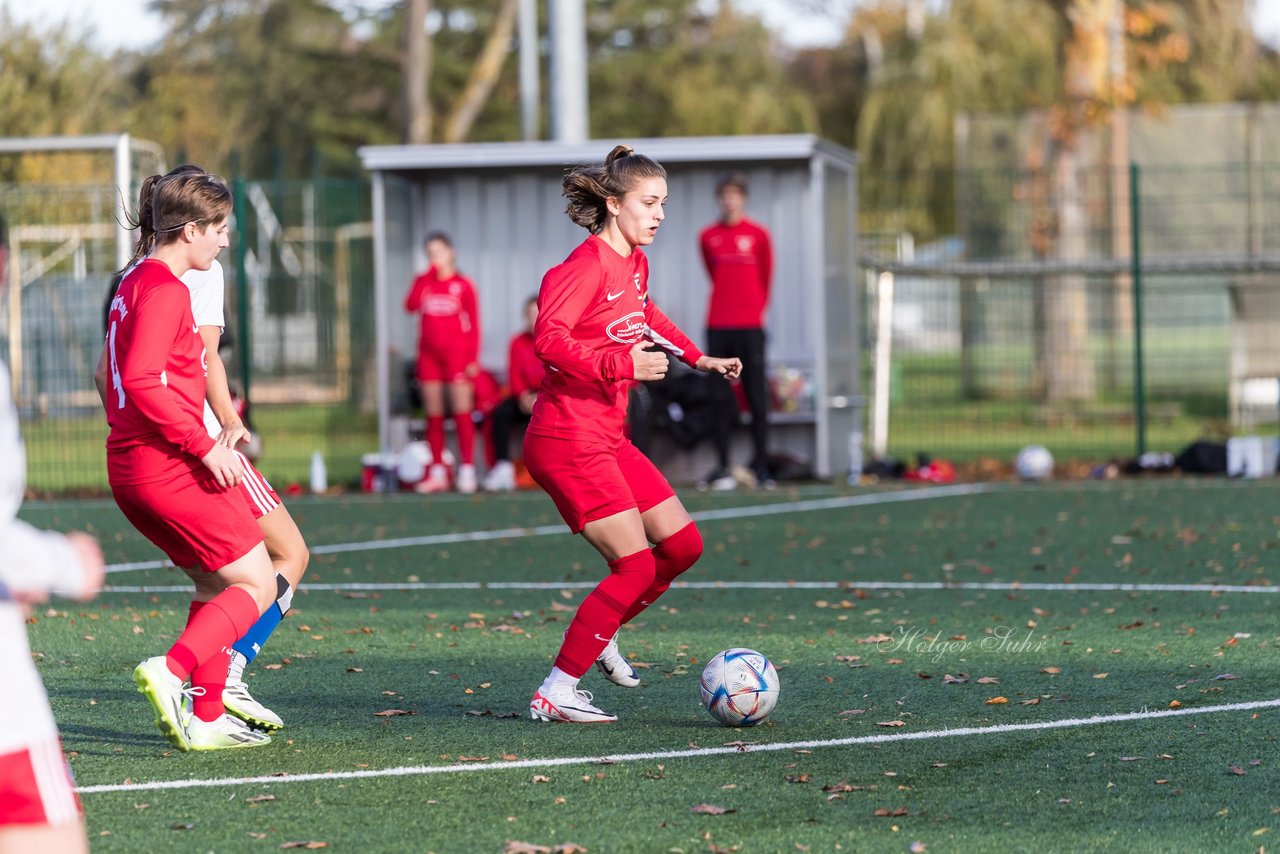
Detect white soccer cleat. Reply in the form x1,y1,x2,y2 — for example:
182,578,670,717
186,713,273,751
223,679,285,732
595,633,640,688
132,656,193,751
455,463,478,494
481,460,516,492
415,464,449,494
529,685,617,723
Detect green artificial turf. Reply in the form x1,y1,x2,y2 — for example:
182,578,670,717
19,479,1280,852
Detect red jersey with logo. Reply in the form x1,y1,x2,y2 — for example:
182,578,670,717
105,259,217,485
507,330,543,397
404,267,479,361
529,235,704,445
699,217,773,329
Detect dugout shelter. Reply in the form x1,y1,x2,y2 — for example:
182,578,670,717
358,135,860,480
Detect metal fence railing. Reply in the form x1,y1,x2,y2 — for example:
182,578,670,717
5,162,1280,492
859,163,1280,470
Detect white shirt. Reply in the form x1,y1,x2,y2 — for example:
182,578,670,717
0,359,86,752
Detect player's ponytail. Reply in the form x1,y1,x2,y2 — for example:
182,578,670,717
122,174,163,273
562,144,667,234
120,165,231,274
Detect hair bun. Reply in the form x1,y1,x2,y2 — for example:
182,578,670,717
605,144,634,165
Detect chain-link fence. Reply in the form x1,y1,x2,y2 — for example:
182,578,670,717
6,156,1280,492
1,177,375,495
859,161,1280,470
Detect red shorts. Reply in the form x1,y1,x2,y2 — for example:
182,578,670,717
417,350,472,383
112,466,264,571
0,739,82,827
236,451,280,519
524,433,675,533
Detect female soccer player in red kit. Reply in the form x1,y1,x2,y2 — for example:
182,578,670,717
526,145,742,723
404,232,481,493
105,168,277,751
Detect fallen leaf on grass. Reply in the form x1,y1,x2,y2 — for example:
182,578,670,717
942,674,968,684
373,709,414,717
985,697,1008,705
876,720,906,727
1040,667,1061,674
245,794,276,803
976,676,999,685
722,741,753,751
1214,673,1239,681
1168,700,1182,709
1093,673,1109,679
457,755,490,762
170,823,194,831
873,807,909,817
838,709,866,716
346,667,363,673
279,843,327,850
785,774,810,784
690,804,735,815
532,775,550,784
1119,757,1143,762
1228,765,1248,776
1020,698,1040,706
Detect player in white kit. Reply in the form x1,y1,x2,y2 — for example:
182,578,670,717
0,212,105,853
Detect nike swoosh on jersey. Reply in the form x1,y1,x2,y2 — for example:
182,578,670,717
606,290,625,301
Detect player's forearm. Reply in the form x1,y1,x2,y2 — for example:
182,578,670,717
93,344,110,409
0,521,85,599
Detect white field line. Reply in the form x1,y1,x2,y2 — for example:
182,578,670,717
100,579,1280,595
76,697,1280,796
103,483,997,575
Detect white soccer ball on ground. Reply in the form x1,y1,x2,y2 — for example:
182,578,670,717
699,648,780,726
1015,444,1054,481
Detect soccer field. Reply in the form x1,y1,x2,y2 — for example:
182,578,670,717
20,479,1280,852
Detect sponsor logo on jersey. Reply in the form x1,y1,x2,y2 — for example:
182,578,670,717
606,290,625,301
606,311,647,345
736,235,755,253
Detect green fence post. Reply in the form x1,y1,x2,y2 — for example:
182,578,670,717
1129,163,1146,457
233,177,251,401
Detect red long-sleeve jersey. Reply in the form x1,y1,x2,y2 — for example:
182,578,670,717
529,235,704,445
507,331,543,397
699,217,773,329
404,267,480,361
105,259,216,485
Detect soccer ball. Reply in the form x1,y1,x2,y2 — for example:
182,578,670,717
1015,444,1054,481
699,648,779,726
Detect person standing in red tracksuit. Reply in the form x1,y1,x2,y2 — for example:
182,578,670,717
525,144,743,723
699,171,774,490
104,168,277,752
403,232,482,494
481,296,543,492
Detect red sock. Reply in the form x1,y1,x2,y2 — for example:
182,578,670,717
165,587,260,682
190,650,230,722
426,416,446,465
622,523,704,623
454,412,475,465
554,549,656,677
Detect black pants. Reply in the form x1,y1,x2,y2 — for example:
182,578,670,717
707,327,768,471
489,396,530,462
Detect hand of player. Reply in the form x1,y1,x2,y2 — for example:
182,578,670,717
215,420,251,450
518,390,537,415
629,342,669,381
465,362,481,378
201,443,243,489
64,532,105,602
696,355,743,380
